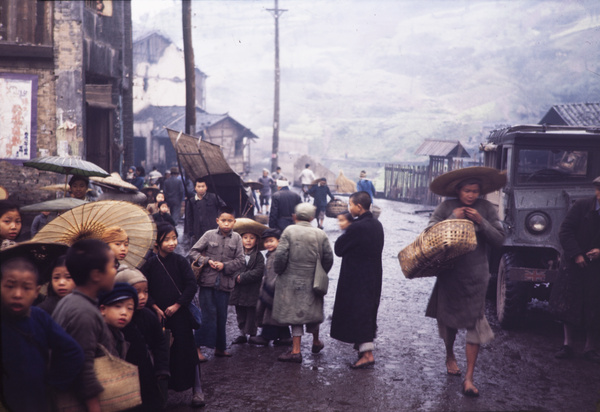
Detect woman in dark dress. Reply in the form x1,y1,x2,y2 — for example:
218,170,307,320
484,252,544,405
141,223,205,407
426,167,506,397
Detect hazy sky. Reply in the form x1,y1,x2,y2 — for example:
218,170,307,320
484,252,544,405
131,0,600,162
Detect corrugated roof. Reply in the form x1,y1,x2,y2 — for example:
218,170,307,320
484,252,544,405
539,102,600,126
135,106,258,139
415,139,470,158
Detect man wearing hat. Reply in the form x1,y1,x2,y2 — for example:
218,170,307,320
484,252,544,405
551,176,600,364
271,203,333,363
269,179,301,231
164,167,185,224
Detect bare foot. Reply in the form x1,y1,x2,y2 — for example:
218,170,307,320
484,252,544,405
214,349,232,357
197,348,207,362
351,351,375,369
446,357,461,376
462,379,479,397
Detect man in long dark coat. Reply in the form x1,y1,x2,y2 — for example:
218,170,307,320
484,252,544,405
330,191,384,369
551,176,600,363
269,180,301,232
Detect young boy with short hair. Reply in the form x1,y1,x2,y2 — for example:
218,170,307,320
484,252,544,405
1,250,84,412
251,228,293,346
189,206,245,359
53,238,119,412
152,201,177,227
185,177,227,244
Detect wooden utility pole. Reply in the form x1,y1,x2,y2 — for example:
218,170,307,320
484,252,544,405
267,0,286,172
183,0,196,135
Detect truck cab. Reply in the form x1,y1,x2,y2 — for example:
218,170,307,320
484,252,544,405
482,125,600,328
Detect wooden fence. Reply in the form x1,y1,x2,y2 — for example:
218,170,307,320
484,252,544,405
383,159,466,206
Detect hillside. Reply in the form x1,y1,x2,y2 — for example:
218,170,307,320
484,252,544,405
132,0,600,167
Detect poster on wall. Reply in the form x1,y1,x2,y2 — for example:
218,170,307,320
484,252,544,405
0,73,38,163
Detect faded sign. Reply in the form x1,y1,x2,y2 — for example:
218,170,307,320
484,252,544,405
0,73,38,162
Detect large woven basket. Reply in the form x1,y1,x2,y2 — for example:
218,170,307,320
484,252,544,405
325,199,348,217
398,219,477,279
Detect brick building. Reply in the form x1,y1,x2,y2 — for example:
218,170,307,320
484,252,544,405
0,0,133,204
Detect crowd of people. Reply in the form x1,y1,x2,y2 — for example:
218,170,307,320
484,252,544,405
1,166,598,410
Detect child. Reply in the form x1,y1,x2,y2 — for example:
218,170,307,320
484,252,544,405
37,255,76,315
98,282,138,359
52,239,119,412
141,223,204,407
147,191,165,215
153,201,177,227
189,206,245,359
0,200,22,250
1,244,83,412
31,210,54,237
101,226,130,263
337,212,353,231
115,268,170,411
229,219,266,344
250,228,293,346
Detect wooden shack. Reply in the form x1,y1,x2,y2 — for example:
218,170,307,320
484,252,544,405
384,139,470,205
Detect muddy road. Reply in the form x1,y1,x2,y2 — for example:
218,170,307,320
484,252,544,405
169,198,599,411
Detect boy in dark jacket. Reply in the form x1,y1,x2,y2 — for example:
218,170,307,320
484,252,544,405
1,246,84,412
153,201,177,227
53,239,118,412
250,228,292,346
229,219,266,344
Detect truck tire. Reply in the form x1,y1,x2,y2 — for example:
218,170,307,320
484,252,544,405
496,252,529,329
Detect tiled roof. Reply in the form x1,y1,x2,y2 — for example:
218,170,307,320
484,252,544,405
135,106,257,139
415,139,470,158
539,103,600,126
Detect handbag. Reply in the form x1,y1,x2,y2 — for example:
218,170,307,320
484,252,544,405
157,257,202,329
55,344,142,412
312,233,329,296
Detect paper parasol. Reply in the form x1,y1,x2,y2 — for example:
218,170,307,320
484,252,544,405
32,200,156,269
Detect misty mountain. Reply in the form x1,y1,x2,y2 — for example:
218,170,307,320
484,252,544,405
132,0,600,166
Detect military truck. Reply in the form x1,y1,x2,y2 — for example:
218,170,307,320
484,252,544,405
481,125,600,328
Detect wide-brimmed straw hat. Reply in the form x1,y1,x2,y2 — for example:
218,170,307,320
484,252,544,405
430,166,507,197
233,218,268,238
91,172,138,191
233,218,268,250
0,241,70,283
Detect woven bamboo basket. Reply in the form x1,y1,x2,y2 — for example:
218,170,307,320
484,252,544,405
398,219,477,279
371,204,381,220
325,199,348,217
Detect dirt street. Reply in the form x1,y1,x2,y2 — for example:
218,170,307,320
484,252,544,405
169,198,599,411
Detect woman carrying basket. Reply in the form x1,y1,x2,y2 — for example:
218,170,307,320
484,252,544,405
425,167,506,397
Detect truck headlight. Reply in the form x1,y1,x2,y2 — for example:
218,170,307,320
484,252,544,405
526,212,550,234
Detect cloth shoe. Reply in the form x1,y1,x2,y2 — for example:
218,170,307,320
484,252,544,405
583,350,600,364
278,351,302,363
554,345,574,359
248,335,270,346
273,337,293,346
232,335,247,344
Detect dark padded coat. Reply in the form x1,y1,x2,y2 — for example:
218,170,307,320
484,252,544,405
330,211,384,344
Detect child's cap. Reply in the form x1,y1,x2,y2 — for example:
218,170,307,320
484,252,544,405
261,228,281,240
114,267,147,286
98,282,138,308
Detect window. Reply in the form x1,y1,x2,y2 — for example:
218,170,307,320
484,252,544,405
516,149,589,184
85,0,112,17
0,0,51,45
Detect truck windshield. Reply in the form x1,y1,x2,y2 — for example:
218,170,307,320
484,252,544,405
516,149,589,183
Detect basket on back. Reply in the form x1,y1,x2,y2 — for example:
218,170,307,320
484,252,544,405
398,219,477,279
325,199,348,217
